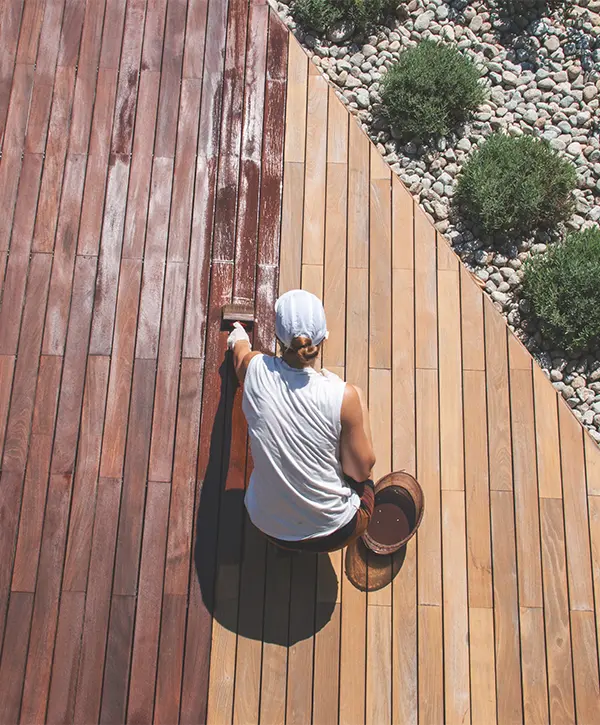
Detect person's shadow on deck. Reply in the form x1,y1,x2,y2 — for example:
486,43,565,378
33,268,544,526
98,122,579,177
194,356,337,646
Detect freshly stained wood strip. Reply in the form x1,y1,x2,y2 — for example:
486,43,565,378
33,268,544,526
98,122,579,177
0,0,26,150
366,605,392,725
509,364,543,608
127,481,170,724
520,606,549,724
154,0,186,158
110,0,147,156
469,607,497,725
63,355,110,592
0,592,34,725
438,267,464,491
589,496,600,669
463,370,493,609
460,264,485,371
540,498,575,724
76,69,119,255
0,152,43,354
99,595,136,724
45,590,85,725
442,490,471,725
559,402,595,611
418,605,444,725
484,296,513,491
16,0,45,64
302,70,328,267
154,592,187,724
414,204,437,370
391,542,417,725
585,433,600,496
347,118,369,269
533,363,562,498
72,478,122,725
416,368,441,606
0,356,16,455
369,154,392,370
491,490,523,724
345,266,369,394
313,601,341,725
570,610,600,723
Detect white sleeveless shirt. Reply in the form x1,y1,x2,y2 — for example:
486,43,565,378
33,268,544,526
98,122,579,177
242,355,360,540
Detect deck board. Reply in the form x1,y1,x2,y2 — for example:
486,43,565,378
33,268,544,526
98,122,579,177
1,7,600,724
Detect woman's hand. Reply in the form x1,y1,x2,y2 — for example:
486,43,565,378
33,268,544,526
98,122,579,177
227,322,250,350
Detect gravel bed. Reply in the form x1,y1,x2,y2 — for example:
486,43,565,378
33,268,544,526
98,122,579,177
271,0,600,443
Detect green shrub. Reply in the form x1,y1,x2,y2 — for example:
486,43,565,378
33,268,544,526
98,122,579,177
379,41,486,141
521,229,600,353
488,0,566,17
291,0,395,35
455,134,576,238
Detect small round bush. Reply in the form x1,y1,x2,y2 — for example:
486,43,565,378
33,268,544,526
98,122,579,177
379,41,486,141
291,0,395,35
455,133,576,238
521,229,600,353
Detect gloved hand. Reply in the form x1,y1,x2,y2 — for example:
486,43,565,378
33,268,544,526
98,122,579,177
227,322,251,351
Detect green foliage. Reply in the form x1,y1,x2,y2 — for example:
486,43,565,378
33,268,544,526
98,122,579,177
291,0,395,35
379,40,486,140
488,0,567,17
455,133,576,238
521,229,600,353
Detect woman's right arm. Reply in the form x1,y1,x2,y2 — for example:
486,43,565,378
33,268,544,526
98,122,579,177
339,384,376,482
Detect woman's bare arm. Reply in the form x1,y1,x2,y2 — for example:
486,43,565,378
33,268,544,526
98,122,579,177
232,341,261,383
339,383,376,482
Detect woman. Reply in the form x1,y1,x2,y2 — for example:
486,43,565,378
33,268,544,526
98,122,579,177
226,289,376,553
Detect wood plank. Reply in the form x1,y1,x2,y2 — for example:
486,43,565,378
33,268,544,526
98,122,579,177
154,0,186,157
154,592,187,724
135,156,173,359
45,590,85,725
463,370,493,609
436,233,459,271
168,78,202,262
442,490,471,725
11,355,61,592
42,152,87,355
392,174,413,271
0,471,23,637
0,0,26,151
31,65,76,253
283,36,307,163
391,542,417,725
89,154,131,353
438,268,464,491
112,359,156,596
73,478,122,725
418,605,443,725
323,162,347,369
559,402,594,611
586,433,600,496
50,254,97,476
2,253,52,474
392,267,415,475
127,481,170,724
339,560,367,725
469,607,497,725
533,363,562,498
57,0,86,68
63,355,110,591
370,368,391,484
19,473,71,725
77,0,107,68
313,602,341,725
366,605,392,725
75,68,119,253
327,86,348,163
278,161,304,294
416,368,441,606
460,265,485,371
484,297,513,491
0,592,34,725
301,263,323,299
347,118,369,269
98,258,142,480
369,157,391,370
302,71,327,266
0,152,43,354
571,610,600,723
509,366,543,608
414,204,437,370
16,0,45,64
99,595,136,724
99,0,127,70
589,496,600,678
110,0,147,155
346,266,369,394
540,497,576,724
509,332,533,371
0,356,16,455
140,0,167,72
520,606,549,725
490,490,523,724
182,0,208,79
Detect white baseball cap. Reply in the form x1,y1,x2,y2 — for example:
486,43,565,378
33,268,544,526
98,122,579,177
274,289,329,349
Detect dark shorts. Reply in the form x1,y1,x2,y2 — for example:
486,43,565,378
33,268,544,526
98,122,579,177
267,478,375,554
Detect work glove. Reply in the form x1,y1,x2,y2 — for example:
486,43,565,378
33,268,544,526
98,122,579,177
227,322,251,351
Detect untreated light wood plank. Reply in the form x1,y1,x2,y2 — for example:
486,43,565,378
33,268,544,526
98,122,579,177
392,268,415,475
339,570,367,725
366,604,392,725
346,266,368,394
279,161,304,294
469,607,497,725
369,368,391,484
414,204,437,370
327,86,348,163
460,264,485,371
392,542,417,725
347,118,369,269
392,175,413,271
418,605,443,725
284,36,307,163
533,363,562,499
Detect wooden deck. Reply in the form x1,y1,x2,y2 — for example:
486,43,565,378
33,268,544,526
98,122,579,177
1,0,600,723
